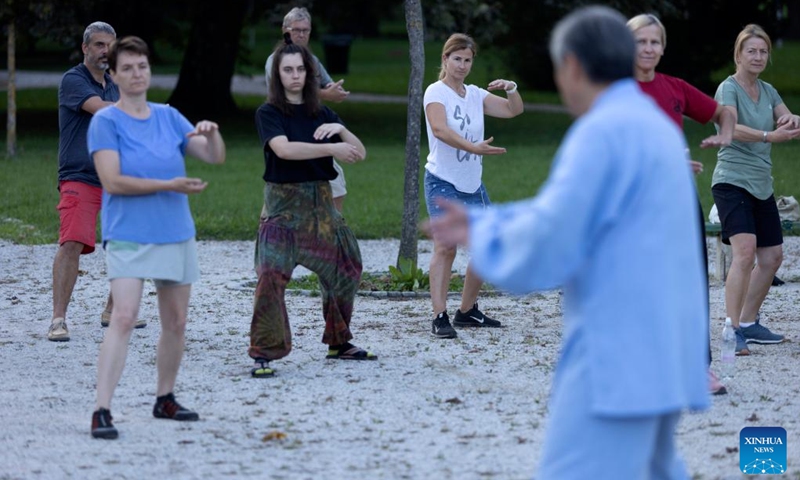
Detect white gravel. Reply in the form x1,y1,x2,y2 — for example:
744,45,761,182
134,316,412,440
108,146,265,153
1,237,799,480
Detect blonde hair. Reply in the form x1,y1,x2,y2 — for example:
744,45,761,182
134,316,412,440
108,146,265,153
626,14,666,49
438,33,478,80
734,24,772,65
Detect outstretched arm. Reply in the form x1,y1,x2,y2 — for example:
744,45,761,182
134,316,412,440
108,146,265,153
94,150,207,196
700,104,737,148
425,103,506,156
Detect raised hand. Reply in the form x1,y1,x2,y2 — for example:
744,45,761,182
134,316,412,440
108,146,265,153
321,79,350,103
186,120,220,139
487,79,517,92
314,123,346,140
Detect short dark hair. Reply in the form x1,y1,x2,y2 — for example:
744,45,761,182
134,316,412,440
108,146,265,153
549,6,634,83
268,43,320,117
108,36,150,73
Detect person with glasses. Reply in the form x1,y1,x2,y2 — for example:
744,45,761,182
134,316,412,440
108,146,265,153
265,7,350,211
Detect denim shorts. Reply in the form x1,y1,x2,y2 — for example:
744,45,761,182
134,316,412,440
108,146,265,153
424,170,491,218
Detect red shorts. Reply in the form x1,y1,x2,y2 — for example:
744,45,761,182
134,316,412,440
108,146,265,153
57,181,102,254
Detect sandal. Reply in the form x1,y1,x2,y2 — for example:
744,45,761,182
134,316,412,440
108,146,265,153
250,358,275,378
47,318,70,342
326,343,378,361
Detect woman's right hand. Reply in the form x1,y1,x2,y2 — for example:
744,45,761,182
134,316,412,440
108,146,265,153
330,142,365,164
170,177,208,194
472,136,507,156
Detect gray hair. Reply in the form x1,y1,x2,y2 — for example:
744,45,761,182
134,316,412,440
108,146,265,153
283,7,312,28
549,6,634,83
83,21,116,45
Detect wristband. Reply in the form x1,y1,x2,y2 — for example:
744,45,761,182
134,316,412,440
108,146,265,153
506,81,518,95
763,131,768,143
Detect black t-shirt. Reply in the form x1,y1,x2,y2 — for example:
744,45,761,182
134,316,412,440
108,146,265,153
255,103,342,183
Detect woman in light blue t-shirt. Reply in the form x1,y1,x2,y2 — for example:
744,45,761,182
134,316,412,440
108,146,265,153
711,24,800,356
87,36,226,440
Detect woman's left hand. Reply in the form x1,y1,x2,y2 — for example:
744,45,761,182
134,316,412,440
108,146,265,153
487,79,516,92
187,120,220,138
314,123,346,140
776,114,800,129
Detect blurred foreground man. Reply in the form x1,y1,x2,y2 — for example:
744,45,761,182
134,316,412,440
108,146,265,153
426,6,708,479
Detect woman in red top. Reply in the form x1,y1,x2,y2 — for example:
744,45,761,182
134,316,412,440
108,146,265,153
628,14,738,396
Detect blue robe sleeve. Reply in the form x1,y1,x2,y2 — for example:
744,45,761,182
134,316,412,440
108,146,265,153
468,123,619,295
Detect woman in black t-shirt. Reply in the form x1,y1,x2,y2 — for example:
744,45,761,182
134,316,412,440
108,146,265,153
249,41,375,378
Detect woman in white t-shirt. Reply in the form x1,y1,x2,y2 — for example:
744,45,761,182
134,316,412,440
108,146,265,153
423,33,523,339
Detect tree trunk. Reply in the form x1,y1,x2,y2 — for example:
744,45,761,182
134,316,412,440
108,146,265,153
167,0,249,117
397,0,425,268
6,20,16,159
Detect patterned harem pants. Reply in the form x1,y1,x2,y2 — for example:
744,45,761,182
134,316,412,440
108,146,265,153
249,181,362,360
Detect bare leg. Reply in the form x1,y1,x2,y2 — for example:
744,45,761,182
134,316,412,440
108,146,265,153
739,245,782,323
95,278,143,410
103,292,113,314
429,241,457,315
724,234,756,328
52,241,84,320
459,263,483,313
333,195,345,213
154,284,191,396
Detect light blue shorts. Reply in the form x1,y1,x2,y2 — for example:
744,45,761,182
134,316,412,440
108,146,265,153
105,238,199,287
424,170,491,218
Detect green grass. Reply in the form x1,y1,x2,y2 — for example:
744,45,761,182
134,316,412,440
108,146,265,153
3,91,800,244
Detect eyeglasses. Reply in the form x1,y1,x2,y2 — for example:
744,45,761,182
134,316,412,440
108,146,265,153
289,28,311,35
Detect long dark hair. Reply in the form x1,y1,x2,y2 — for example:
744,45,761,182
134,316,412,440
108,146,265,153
268,37,320,116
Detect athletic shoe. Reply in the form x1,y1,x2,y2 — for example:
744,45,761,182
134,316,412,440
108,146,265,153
708,369,727,396
734,328,750,356
251,358,275,378
100,310,147,329
153,393,199,421
453,303,503,328
431,311,457,339
740,321,785,345
47,318,70,342
91,408,118,439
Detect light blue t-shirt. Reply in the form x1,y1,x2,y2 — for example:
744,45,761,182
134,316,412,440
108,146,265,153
88,103,195,244
468,80,709,417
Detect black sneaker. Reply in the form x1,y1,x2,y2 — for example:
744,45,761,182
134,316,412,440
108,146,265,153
453,303,503,328
431,311,457,339
153,393,199,421
91,408,118,439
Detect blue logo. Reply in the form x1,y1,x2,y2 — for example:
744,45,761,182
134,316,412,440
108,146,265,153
740,427,787,475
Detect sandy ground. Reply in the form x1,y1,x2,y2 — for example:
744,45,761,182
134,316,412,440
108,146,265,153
1,238,799,480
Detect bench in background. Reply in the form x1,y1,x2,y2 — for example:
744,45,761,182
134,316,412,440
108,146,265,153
705,221,800,281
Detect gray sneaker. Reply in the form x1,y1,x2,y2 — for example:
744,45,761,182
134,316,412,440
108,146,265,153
740,322,785,345
734,328,750,356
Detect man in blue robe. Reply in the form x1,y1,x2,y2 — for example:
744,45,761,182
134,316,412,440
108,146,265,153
427,6,709,479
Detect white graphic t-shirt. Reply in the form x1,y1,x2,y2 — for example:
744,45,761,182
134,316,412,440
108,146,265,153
424,81,489,193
